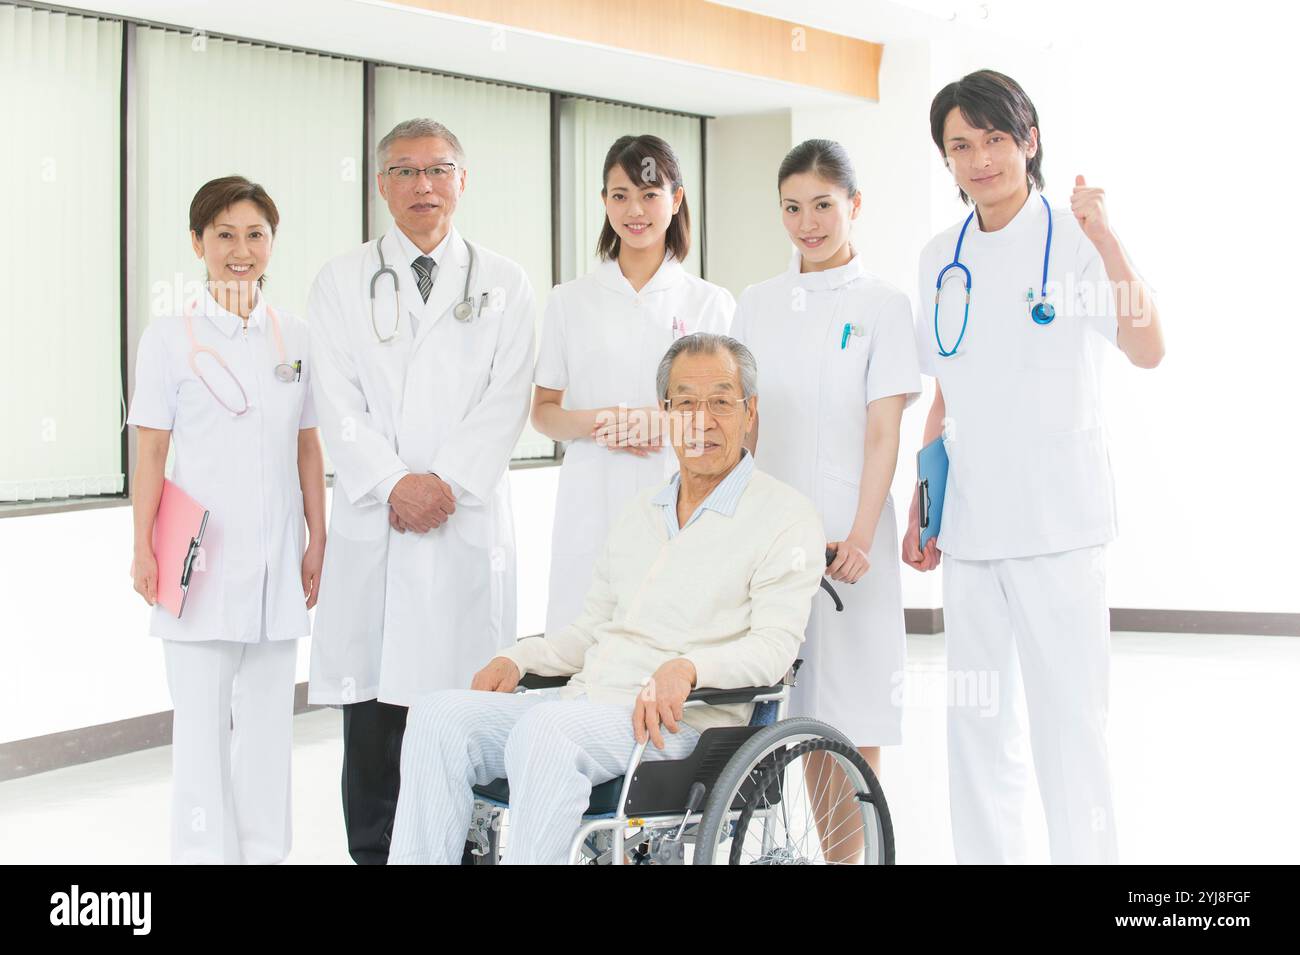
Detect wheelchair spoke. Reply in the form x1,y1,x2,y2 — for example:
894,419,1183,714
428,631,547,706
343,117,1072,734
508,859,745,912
723,742,881,864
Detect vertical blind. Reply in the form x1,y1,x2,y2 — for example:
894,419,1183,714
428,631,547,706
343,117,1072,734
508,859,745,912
134,28,362,330
372,66,554,459
0,6,122,502
556,97,703,283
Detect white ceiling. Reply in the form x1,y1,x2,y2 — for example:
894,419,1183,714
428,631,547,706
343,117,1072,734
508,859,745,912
51,0,1288,116
77,0,873,115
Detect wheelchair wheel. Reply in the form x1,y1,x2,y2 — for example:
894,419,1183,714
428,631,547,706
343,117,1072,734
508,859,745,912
691,718,894,865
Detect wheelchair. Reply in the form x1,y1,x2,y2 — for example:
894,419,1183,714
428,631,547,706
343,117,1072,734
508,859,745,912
464,563,896,865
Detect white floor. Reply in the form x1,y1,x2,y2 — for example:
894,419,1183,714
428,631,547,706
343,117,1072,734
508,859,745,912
2,631,1297,865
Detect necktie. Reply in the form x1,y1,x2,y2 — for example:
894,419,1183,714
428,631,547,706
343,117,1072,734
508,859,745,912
412,255,436,303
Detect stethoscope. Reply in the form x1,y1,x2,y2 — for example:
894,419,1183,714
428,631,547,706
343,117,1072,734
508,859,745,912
933,193,1055,357
369,234,483,343
184,298,299,417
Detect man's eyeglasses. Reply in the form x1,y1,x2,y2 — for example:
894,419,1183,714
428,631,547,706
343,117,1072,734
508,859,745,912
663,394,751,416
385,163,458,182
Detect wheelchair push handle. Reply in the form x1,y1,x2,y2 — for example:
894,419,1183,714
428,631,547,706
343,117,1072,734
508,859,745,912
820,546,844,612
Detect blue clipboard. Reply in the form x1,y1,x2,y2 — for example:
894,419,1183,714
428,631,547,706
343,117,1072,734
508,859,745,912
917,435,948,551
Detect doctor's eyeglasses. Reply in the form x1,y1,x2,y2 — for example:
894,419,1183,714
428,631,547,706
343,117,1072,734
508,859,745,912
663,394,752,416
385,163,458,182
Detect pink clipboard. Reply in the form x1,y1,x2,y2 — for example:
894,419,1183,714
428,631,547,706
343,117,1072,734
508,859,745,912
153,478,209,618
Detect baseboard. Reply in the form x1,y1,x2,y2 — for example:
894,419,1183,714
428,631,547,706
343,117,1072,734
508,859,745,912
0,682,327,783
1108,608,1298,637
3,607,1295,781
905,608,945,634
904,608,1297,638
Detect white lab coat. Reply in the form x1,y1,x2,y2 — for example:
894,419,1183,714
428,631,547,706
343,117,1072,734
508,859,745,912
732,252,920,744
307,225,535,707
533,254,734,637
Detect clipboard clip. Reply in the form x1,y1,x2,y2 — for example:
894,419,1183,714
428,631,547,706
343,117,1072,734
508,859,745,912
919,478,931,529
180,536,201,588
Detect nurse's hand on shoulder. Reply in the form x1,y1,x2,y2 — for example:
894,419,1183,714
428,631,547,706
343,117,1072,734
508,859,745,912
1070,175,1114,247
131,547,158,606
471,656,520,693
827,538,871,584
301,538,324,610
388,473,456,533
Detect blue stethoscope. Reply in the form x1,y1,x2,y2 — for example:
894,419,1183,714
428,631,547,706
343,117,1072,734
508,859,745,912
933,193,1055,357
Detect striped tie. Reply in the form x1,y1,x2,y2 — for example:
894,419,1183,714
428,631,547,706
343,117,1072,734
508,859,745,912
412,255,436,303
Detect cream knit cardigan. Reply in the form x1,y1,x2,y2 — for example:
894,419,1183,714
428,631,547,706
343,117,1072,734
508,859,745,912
496,469,827,734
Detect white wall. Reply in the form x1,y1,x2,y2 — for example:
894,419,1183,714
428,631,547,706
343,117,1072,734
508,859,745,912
702,12,1298,616
0,467,558,743
703,110,794,296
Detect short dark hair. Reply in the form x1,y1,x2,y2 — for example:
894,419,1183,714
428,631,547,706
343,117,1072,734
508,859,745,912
189,176,279,287
777,138,858,197
596,135,691,263
929,69,1043,204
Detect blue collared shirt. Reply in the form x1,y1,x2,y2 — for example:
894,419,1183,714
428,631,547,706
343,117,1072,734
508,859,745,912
652,448,755,539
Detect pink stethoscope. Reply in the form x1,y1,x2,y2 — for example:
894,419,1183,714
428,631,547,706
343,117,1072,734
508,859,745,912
184,296,299,416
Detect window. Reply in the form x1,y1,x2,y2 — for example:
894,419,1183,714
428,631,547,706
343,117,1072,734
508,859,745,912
556,96,704,282
372,67,554,460
0,2,711,508
133,28,362,332
0,6,122,502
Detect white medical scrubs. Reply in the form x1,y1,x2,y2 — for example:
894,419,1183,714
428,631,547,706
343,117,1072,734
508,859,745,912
916,188,1121,864
732,252,920,745
128,288,316,864
535,254,734,637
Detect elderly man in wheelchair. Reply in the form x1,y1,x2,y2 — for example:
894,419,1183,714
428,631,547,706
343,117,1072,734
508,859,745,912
389,333,894,865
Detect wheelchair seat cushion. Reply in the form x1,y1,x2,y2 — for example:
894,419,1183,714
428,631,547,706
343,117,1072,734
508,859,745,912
473,775,626,817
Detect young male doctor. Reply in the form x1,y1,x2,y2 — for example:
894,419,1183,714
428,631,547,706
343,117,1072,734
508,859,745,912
902,71,1165,864
307,118,535,864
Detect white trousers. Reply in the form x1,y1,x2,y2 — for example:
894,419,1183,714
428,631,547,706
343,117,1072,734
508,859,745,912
943,544,1118,864
162,637,299,864
390,688,701,864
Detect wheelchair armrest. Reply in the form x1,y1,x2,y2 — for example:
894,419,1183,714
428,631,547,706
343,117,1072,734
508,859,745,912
684,658,802,706
517,658,804,700
517,672,573,691
685,683,782,706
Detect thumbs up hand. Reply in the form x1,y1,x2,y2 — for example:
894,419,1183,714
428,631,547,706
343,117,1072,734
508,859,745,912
1070,174,1113,247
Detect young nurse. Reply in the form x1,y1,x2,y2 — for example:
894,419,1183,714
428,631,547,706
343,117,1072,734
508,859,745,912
532,134,734,636
128,176,326,864
903,71,1165,864
729,140,920,858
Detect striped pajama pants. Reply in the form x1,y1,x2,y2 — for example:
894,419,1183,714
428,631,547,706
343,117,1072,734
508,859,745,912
389,687,701,864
